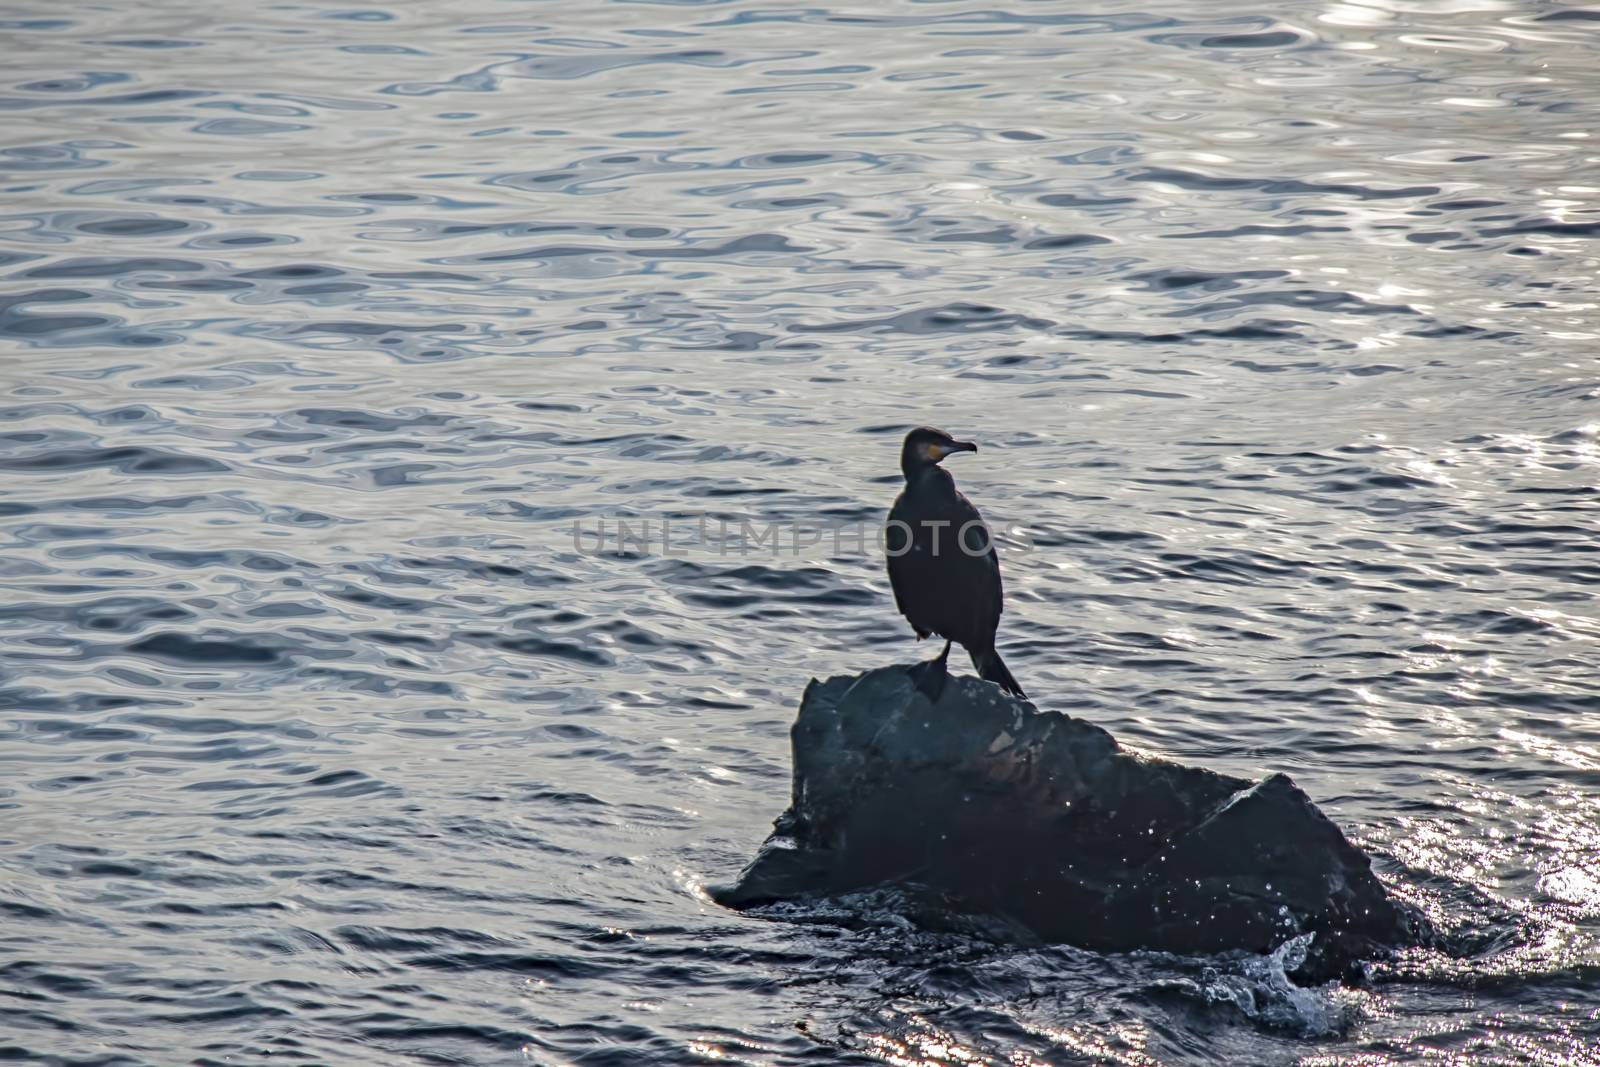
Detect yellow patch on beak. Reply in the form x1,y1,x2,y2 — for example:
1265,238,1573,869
921,443,946,462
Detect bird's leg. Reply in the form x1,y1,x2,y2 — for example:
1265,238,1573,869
914,640,952,702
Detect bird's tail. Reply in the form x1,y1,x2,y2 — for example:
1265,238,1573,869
974,648,1026,699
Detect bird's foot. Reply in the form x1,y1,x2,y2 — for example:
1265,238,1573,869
911,657,949,703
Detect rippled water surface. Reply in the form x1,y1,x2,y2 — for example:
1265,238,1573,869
3,0,1600,1063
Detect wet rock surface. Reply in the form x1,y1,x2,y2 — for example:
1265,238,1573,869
715,665,1431,983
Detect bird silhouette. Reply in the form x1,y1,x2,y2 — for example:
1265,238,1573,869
885,426,1024,701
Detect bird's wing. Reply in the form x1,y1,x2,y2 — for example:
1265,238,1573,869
952,487,1005,625
885,492,914,618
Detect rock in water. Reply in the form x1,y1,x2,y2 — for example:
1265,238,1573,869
713,665,1429,983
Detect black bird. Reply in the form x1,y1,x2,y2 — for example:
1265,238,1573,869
886,426,1025,700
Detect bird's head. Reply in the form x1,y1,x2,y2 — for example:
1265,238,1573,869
900,426,977,478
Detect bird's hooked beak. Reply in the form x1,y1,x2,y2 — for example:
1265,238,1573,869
928,438,978,462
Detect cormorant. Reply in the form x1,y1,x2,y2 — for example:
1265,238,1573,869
886,426,1024,700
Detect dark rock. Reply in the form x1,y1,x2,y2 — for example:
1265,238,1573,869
713,665,1430,983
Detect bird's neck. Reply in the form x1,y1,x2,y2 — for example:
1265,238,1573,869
903,464,952,488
